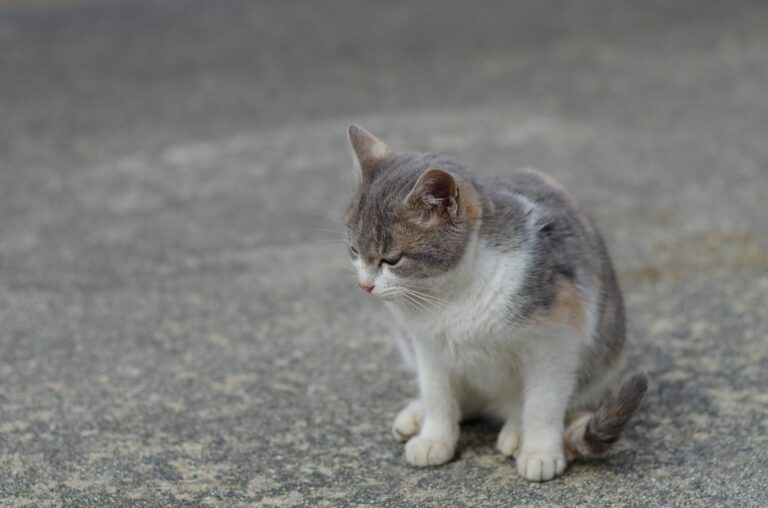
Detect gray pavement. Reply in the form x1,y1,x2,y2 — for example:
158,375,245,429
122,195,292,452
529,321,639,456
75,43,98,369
1,0,767,506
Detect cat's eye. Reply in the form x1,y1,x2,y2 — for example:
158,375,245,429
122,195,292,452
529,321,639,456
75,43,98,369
349,246,359,257
381,253,403,266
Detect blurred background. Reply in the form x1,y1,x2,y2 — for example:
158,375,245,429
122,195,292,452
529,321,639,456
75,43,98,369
1,0,766,505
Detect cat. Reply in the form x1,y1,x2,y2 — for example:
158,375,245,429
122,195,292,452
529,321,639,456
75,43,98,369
343,125,648,482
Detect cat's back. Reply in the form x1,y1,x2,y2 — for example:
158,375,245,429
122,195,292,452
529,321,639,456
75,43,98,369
482,168,585,225
478,168,598,259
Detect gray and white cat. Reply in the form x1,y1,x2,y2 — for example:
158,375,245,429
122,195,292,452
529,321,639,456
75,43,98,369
344,125,647,481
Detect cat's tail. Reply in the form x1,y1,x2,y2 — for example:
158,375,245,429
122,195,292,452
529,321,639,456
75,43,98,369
564,372,648,460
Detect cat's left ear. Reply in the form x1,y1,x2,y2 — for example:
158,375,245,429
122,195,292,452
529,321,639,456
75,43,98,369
405,168,460,226
347,125,391,183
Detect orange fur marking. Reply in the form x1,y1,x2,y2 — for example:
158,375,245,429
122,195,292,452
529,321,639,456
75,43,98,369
536,281,586,332
455,177,482,224
606,350,625,373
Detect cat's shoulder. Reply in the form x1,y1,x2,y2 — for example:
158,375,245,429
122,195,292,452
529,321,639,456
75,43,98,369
481,168,576,209
476,167,594,254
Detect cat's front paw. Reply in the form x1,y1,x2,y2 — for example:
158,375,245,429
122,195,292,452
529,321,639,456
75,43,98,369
405,436,455,467
392,400,423,442
516,449,566,482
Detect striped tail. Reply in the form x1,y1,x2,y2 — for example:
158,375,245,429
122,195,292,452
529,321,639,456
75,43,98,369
564,373,649,460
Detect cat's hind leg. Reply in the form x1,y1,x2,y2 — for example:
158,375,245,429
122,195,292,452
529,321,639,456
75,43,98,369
392,399,423,442
495,400,524,458
496,418,522,458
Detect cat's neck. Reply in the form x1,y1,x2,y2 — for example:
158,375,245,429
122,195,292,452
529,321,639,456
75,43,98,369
387,226,532,346
410,225,531,304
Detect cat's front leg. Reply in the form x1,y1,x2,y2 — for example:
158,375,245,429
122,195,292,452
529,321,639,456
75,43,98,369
404,343,459,467
517,340,578,481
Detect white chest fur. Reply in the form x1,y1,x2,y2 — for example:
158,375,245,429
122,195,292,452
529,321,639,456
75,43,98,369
395,234,530,350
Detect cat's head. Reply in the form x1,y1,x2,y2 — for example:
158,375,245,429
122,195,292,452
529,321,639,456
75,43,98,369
344,125,482,301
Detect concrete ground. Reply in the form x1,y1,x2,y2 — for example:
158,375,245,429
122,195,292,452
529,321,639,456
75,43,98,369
1,0,767,506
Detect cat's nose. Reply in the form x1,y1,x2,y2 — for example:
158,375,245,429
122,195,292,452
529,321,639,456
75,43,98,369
358,282,375,293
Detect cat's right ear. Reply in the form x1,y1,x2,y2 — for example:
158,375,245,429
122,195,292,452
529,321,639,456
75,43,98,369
405,168,460,226
347,125,391,183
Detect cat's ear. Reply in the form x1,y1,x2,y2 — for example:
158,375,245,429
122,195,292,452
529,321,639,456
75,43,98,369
347,125,391,182
405,168,459,226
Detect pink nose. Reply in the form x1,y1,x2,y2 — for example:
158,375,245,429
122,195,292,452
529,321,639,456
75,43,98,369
358,282,374,293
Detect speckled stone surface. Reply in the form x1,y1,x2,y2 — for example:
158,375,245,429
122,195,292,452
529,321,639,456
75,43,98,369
1,0,767,506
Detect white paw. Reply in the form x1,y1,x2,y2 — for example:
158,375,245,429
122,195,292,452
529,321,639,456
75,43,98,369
392,400,424,443
405,437,455,467
516,449,566,482
496,425,521,457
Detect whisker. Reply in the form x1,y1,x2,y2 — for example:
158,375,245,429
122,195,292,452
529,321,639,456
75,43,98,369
313,239,348,245
402,283,447,293
314,227,347,234
407,289,447,306
317,214,350,229
408,295,444,314
406,290,438,306
403,291,440,316
403,294,429,314
302,211,349,227
312,229,349,240
409,289,445,302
